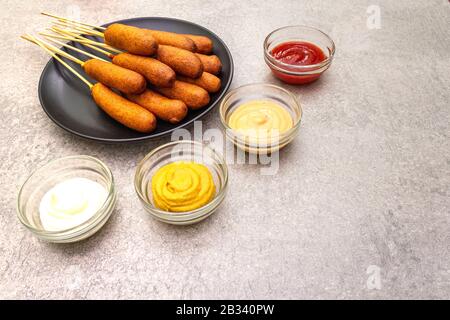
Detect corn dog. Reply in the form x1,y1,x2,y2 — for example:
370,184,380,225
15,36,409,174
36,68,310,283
83,59,146,94
112,53,175,88
183,34,213,54
92,83,156,133
156,80,210,110
195,53,222,75
157,45,203,79
127,90,188,124
104,23,158,56
148,30,196,52
177,72,221,93
22,33,156,133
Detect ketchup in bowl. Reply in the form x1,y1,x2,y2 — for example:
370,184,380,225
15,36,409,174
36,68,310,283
264,26,335,85
271,41,326,66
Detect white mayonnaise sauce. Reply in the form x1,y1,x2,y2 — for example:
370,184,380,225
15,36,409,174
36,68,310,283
39,177,107,231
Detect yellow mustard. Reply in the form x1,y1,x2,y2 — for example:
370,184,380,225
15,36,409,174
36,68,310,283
151,161,216,212
228,100,293,140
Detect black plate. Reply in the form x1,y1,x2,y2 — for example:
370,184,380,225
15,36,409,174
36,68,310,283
38,17,233,143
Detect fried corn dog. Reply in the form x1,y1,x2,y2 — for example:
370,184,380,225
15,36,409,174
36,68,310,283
177,72,221,93
157,45,203,78
127,90,188,124
148,30,196,52
195,53,222,75
104,24,158,56
92,83,156,133
156,80,210,110
183,34,213,54
83,59,146,94
112,53,175,88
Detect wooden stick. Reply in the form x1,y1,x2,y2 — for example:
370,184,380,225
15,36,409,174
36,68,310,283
39,31,77,41
53,20,105,37
77,41,114,58
39,31,114,58
28,35,84,65
47,28,95,44
41,12,106,30
55,21,98,35
50,24,83,36
51,26,122,53
40,35,109,62
40,30,104,50
22,34,93,89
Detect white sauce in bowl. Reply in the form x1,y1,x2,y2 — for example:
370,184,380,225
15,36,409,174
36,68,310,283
39,177,108,231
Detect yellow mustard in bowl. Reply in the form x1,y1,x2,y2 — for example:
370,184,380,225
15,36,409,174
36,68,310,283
151,161,216,212
228,100,293,141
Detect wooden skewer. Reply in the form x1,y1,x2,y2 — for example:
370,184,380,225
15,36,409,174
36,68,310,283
40,35,109,62
53,20,105,37
22,34,93,89
51,26,122,53
53,27,121,54
53,26,118,53
75,41,114,58
41,12,106,31
40,30,105,51
39,31,114,58
52,22,86,34
47,28,98,45
28,35,84,65
50,24,83,36
38,31,78,41
55,21,101,36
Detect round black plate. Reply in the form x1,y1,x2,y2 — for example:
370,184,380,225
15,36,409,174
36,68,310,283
38,17,233,143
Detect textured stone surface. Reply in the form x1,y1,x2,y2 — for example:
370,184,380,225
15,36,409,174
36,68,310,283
0,0,449,299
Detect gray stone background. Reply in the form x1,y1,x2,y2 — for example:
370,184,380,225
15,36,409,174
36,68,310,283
0,0,449,299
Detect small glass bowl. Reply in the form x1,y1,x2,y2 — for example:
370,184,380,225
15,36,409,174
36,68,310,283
17,155,117,243
219,83,302,154
134,140,228,225
264,25,335,84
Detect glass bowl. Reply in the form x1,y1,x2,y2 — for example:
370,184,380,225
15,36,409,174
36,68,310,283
219,83,302,154
17,155,117,243
134,140,228,225
264,25,335,84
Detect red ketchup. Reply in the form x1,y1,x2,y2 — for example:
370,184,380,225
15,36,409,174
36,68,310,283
270,41,327,84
